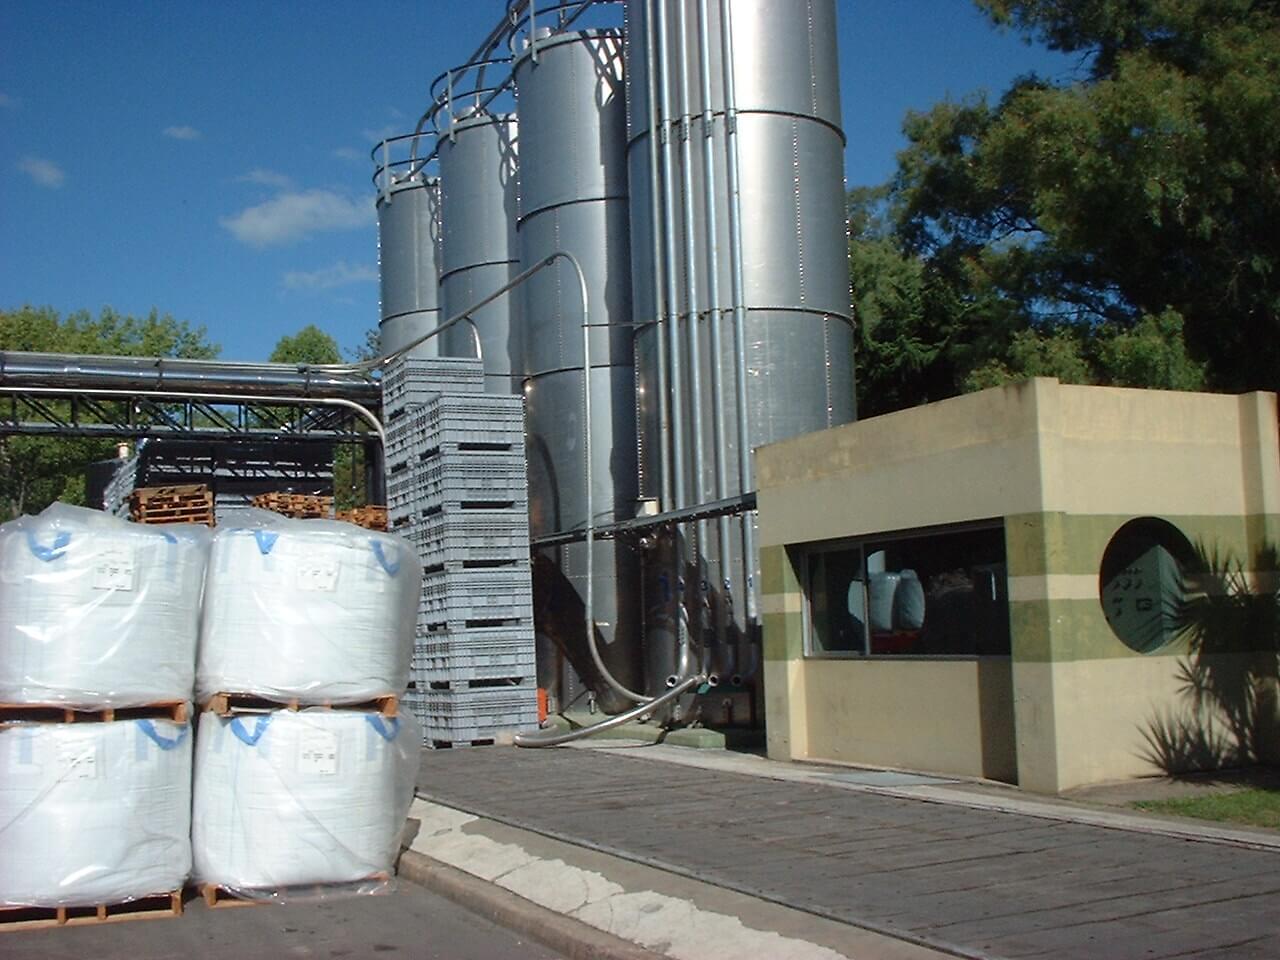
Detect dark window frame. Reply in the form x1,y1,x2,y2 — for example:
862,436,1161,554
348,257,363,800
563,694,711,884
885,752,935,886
799,519,1012,661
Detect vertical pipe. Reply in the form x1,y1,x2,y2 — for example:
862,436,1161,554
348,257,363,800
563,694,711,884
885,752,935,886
645,0,672,513
675,0,709,663
656,1,684,512
655,0,691,681
719,0,759,663
695,0,733,677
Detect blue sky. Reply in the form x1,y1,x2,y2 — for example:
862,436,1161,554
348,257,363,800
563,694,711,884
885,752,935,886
0,2,1074,362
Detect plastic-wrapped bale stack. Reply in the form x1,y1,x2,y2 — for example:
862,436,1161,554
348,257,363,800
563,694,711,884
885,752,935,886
0,504,203,918
386,390,538,747
191,709,420,898
193,510,422,899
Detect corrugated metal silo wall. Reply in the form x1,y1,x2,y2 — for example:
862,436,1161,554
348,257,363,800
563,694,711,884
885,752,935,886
438,113,523,393
625,0,856,696
515,31,643,713
377,176,443,358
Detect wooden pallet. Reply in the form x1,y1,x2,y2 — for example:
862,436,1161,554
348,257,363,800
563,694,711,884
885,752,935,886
335,505,388,531
202,692,398,718
130,484,215,527
0,701,188,725
251,492,334,520
199,874,390,908
132,484,208,502
0,891,182,931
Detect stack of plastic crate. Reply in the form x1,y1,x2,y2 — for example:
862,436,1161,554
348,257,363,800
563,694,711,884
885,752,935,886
383,360,538,745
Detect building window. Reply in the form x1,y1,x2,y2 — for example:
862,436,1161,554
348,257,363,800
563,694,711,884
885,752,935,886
804,523,1010,657
1099,517,1195,654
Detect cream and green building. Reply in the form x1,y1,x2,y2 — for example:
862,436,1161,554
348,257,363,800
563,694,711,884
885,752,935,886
756,378,1280,793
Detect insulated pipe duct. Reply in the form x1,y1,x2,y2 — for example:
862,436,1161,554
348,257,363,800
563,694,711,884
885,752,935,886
514,670,705,747
0,352,379,404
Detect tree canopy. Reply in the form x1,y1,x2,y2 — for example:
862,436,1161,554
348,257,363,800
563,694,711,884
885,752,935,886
269,324,342,365
853,0,1278,416
0,306,219,517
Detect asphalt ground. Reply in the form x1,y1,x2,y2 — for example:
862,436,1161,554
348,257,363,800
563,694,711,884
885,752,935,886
0,879,564,960
417,742,1280,960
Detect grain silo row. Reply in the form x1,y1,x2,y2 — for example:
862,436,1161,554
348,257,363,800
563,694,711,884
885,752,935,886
384,357,539,745
0,503,420,917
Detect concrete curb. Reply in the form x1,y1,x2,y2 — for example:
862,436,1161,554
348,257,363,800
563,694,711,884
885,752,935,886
398,849,664,960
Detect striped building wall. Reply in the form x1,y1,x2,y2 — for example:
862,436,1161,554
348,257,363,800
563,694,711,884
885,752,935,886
756,379,1280,793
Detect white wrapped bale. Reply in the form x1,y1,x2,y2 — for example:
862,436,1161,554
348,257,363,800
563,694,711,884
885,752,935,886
198,511,420,703
191,709,421,891
0,503,209,707
0,718,193,906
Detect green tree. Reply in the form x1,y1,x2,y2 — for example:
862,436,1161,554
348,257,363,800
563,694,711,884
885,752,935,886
0,306,218,517
269,324,342,365
853,0,1279,411
268,325,375,511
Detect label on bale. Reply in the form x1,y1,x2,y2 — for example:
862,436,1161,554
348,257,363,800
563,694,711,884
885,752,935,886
298,730,339,775
295,558,339,592
57,740,100,780
93,547,136,591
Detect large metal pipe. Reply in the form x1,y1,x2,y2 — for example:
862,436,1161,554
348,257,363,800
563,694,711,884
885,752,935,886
514,669,706,747
675,0,710,662
696,0,734,676
654,0,691,684
718,0,759,666
645,0,672,513
0,352,379,403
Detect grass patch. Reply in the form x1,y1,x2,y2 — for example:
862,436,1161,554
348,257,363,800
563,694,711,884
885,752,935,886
1133,789,1280,829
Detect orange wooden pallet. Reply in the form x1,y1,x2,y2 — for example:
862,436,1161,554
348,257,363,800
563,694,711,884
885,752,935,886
251,492,334,519
0,701,188,725
201,692,398,719
0,891,182,931
335,505,388,531
199,873,390,908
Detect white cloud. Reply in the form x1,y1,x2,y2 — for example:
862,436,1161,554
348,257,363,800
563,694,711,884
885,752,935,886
163,125,202,141
220,189,372,247
17,156,65,188
332,146,364,162
362,125,399,145
282,260,378,291
0,92,17,110
237,168,294,189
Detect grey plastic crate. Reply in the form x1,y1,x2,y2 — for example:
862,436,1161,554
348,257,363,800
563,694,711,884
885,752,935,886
399,395,526,452
402,510,529,567
423,684,539,743
387,452,528,514
414,625,536,683
421,563,533,626
382,357,484,413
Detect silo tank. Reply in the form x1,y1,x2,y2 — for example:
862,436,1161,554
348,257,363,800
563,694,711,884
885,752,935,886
624,0,856,688
515,30,642,710
376,174,442,359
437,112,522,394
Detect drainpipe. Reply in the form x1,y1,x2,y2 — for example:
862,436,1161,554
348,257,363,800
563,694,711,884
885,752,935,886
655,0,691,682
675,0,710,672
696,0,734,680
719,0,758,681
645,0,672,515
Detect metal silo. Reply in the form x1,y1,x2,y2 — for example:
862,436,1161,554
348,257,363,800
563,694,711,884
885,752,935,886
374,143,442,359
437,111,522,393
515,28,642,714
625,0,856,709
